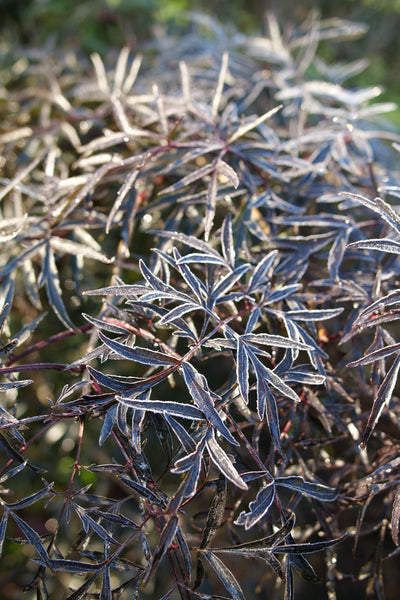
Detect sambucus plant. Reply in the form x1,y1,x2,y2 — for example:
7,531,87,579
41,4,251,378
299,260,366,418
1,11,400,600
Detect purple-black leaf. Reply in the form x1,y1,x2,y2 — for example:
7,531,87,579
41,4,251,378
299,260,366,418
347,238,400,255
181,362,238,446
0,510,8,558
117,397,205,421
11,513,51,567
362,354,400,446
98,332,179,366
221,214,235,267
206,431,247,490
275,476,337,501
146,515,179,584
235,481,275,529
391,486,400,546
202,552,246,600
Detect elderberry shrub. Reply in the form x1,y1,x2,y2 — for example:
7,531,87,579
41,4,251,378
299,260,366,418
1,12,400,600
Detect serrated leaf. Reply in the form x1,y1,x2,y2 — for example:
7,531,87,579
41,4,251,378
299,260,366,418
181,363,238,446
117,474,164,506
206,431,247,490
180,448,204,500
161,163,215,195
243,333,313,351
88,366,140,393
247,250,278,293
5,485,52,510
177,253,227,267
347,342,400,368
0,275,14,331
264,284,302,305
0,240,46,280
98,405,117,446
0,433,27,465
236,338,249,404
248,348,301,404
275,476,337,501
158,302,202,325
202,552,245,600
150,230,222,258
286,307,344,321
11,512,51,567
164,414,196,453
174,248,206,304
287,535,322,583
270,533,348,554
0,461,28,484
98,332,179,366
342,192,400,235
41,243,75,330
221,214,235,267
211,264,250,304
117,397,205,421
362,354,400,446
74,504,119,545
234,481,275,529
348,238,400,255
83,313,132,335
38,558,101,573
0,380,33,391
212,512,296,557
216,159,239,188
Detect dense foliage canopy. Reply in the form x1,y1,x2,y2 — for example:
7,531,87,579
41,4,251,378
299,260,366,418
1,10,400,600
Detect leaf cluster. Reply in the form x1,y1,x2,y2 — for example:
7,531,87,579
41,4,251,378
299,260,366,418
1,11,400,600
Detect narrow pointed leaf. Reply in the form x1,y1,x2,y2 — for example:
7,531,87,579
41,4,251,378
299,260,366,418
0,510,8,558
229,105,282,143
164,414,196,453
11,513,51,567
236,338,249,404
347,342,400,367
203,552,245,600
206,432,247,490
221,215,235,267
117,474,164,506
363,354,400,446
5,485,52,510
41,244,75,330
181,363,238,446
286,307,344,321
275,476,337,501
347,238,400,255
117,397,205,421
147,515,179,583
40,558,101,573
100,566,111,600
98,332,179,366
270,533,348,554
50,236,113,263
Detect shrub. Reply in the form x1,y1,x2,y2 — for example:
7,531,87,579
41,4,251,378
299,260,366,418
1,12,400,600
